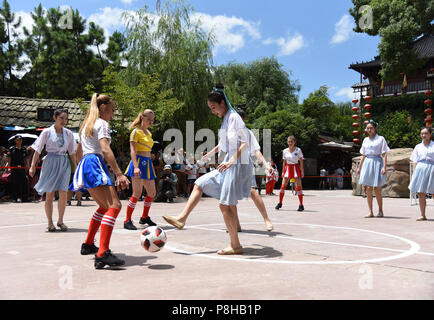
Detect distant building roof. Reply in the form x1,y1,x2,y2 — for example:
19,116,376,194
0,96,87,129
349,33,434,71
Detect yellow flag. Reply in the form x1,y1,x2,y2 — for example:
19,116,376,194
402,74,407,88
380,79,384,90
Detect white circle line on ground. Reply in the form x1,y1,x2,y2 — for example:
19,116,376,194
163,222,421,265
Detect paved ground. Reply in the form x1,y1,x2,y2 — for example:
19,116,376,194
1,190,434,300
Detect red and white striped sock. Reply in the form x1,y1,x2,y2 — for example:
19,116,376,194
125,196,138,222
97,208,121,257
85,207,107,245
141,196,154,219
296,186,304,205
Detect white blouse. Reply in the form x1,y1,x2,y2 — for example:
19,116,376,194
410,140,434,163
31,125,76,156
80,118,111,157
359,134,390,156
282,147,304,164
248,129,261,155
218,111,249,156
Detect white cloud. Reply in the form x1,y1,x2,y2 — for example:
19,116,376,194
334,87,358,101
192,13,261,54
263,32,305,56
330,14,354,44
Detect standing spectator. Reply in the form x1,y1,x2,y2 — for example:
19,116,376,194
254,158,264,195
336,167,344,189
6,135,29,203
185,157,198,197
29,109,77,232
265,159,278,195
356,119,390,218
409,127,434,221
319,166,327,190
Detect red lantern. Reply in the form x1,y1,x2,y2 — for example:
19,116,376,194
424,99,432,106
364,104,372,110
352,130,360,136
352,106,359,112
352,122,360,128
364,96,372,101
353,138,360,144
425,118,432,123
352,99,359,104
363,76,367,80
364,112,371,118
352,114,360,120
425,90,432,96
425,108,432,114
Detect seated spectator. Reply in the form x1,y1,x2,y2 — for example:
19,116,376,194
154,164,178,203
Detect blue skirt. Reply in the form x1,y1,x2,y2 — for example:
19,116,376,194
409,161,434,194
195,154,253,206
359,156,386,187
124,155,156,180
35,153,71,195
69,154,113,192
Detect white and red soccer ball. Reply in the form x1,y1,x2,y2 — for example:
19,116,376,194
140,226,167,252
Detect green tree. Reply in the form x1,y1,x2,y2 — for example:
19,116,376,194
87,67,183,153
213,57,300,120
88,21,106,72
0,0,23,95
105,31,127,69
378,110,421,148
349,0,434,80
123,0,216,134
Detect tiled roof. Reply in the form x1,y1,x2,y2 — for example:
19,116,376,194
0,96,87,129
349,34,434,70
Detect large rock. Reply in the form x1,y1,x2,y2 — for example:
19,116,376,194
352,148,413,198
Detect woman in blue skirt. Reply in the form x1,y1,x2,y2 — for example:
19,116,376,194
29,109,77,232
70,93,130,269
409,127,434,221
356,120,390,218
163,83,252,255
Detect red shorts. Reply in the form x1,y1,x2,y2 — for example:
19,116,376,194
282,163,301,179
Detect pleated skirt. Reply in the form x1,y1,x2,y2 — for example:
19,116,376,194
195,154,253,206
34,153,71,195
409,161,434,194
69,153,113,192
359,156,386,187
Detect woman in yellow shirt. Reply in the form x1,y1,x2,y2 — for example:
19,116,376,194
124,109,157,230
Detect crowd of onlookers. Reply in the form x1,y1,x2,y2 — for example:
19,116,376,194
0,136,351,204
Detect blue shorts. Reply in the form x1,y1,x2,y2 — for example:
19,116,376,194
124,155,156,180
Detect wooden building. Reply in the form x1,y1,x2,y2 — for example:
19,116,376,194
349,34,434,97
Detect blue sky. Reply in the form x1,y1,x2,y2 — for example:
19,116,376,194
12,0,381,103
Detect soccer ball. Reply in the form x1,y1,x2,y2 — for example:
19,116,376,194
140,226,167,253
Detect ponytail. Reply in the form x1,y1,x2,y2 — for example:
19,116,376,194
129,109,154,131
79,93,113,138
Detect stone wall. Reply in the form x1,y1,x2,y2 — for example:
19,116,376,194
352,148,413,198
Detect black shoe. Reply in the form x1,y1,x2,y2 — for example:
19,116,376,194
94,250,125,269
139,217,157,226
297,205,304,212
275,203,282,210
81,243,99,255
67,201,72,206
124,220,137,230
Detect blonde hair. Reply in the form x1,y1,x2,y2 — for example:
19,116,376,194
129,109,154,131
79,93,113,138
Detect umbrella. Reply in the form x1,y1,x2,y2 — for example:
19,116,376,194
8,133,39,142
